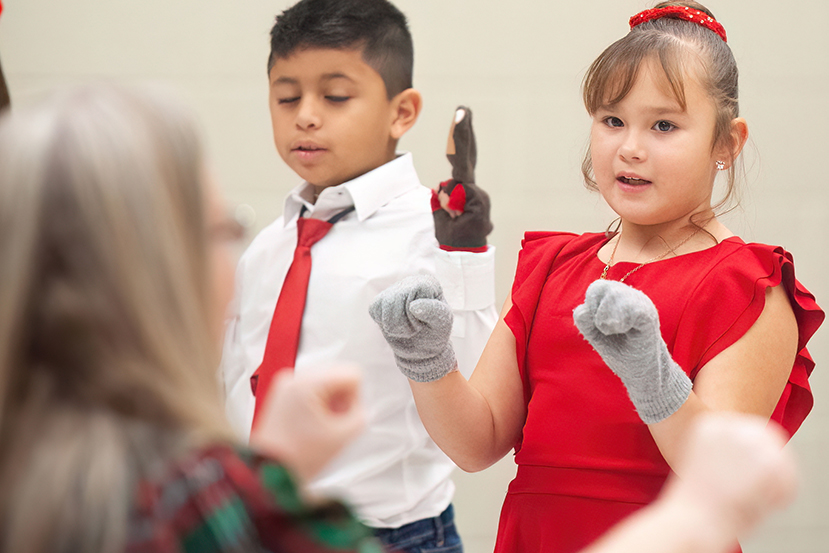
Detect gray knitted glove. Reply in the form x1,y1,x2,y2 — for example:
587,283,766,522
369,275,458,382
573,279,692,424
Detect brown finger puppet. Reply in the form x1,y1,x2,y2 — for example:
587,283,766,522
0,2,8,112
0,57,9,112
430,106,493,251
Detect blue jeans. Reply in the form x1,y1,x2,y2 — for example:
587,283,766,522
373,504,463,553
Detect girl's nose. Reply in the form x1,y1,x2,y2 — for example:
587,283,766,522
618,131,646,162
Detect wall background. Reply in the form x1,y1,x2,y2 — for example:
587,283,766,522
2,1,826,551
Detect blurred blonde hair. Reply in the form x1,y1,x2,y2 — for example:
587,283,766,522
0,85,234,553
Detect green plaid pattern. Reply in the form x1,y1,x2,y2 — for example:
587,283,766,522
126,445,384,553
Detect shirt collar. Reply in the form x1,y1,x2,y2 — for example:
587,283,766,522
282,152,420,225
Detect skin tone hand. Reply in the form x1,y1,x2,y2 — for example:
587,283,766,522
249,365,365,484
668,413,797,539
438,190,462,218
582,413,797,553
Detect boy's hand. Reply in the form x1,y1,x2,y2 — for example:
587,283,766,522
432,106,492,250
369,275,458,382
665,413,798,538
250,365,365,484
573,279,692,424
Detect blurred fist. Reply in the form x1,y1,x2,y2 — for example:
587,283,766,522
250,365,365,483
667,413,798,537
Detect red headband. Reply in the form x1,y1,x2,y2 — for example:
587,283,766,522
630,6,727,43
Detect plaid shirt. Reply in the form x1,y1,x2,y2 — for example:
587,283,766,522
126,445,384,553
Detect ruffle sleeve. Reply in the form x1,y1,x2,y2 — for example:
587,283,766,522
672,242,824,436
505,232,601,404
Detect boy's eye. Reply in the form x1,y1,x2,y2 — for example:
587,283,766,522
278,97,300,105
653,120,676,132
603,116,624,128
325,95,350,103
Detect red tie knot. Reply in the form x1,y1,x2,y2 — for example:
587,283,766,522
296,217,334,248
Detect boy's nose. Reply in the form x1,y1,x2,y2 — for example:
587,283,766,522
296,98,322,130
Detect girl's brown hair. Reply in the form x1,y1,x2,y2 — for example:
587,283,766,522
0,86,234,552
581,1,743,213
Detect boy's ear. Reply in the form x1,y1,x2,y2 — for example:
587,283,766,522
389,88,423,140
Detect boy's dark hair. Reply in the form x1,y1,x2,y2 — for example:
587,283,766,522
267,0,413,99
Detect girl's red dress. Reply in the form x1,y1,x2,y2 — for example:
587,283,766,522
497,232,823,553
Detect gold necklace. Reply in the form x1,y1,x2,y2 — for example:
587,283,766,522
600,227,703,283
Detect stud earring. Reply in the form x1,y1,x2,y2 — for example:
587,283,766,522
716,160,726,171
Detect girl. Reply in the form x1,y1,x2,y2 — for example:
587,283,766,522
0,85,378,553
369,2,823,552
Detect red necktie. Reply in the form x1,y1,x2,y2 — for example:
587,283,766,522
250,207,353,429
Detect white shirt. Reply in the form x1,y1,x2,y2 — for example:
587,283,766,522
222,153,497,528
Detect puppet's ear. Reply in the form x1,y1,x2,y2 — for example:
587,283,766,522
449,106,476,183
446,108,466,156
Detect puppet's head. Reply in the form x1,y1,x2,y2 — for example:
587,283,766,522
446,106,476,184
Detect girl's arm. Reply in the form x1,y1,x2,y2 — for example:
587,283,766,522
649,285,798,467
575,280,799,473
370,277,526,472
409,297,527,472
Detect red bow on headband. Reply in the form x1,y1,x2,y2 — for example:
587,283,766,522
630,6,727,43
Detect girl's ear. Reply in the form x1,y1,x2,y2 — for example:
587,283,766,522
720,117,749,167
390,88,423,140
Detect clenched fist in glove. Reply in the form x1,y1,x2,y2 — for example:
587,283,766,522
369,275,458,382
573,279,692,424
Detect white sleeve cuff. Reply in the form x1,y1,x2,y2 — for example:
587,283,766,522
434,245,496,311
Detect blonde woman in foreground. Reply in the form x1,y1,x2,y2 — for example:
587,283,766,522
0,85,378,553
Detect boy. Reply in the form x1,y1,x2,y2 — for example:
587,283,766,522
221,0,497,551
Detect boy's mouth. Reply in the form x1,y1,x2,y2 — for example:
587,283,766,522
293,143,327,152
292,144,328,162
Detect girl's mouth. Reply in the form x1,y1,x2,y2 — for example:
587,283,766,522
618,176,651,185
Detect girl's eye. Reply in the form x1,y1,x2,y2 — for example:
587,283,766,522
654,120,676,132
326,96,350,103
278,97,300,105
603,116,624,128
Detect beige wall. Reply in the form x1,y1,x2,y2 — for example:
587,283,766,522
2,1,826,551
